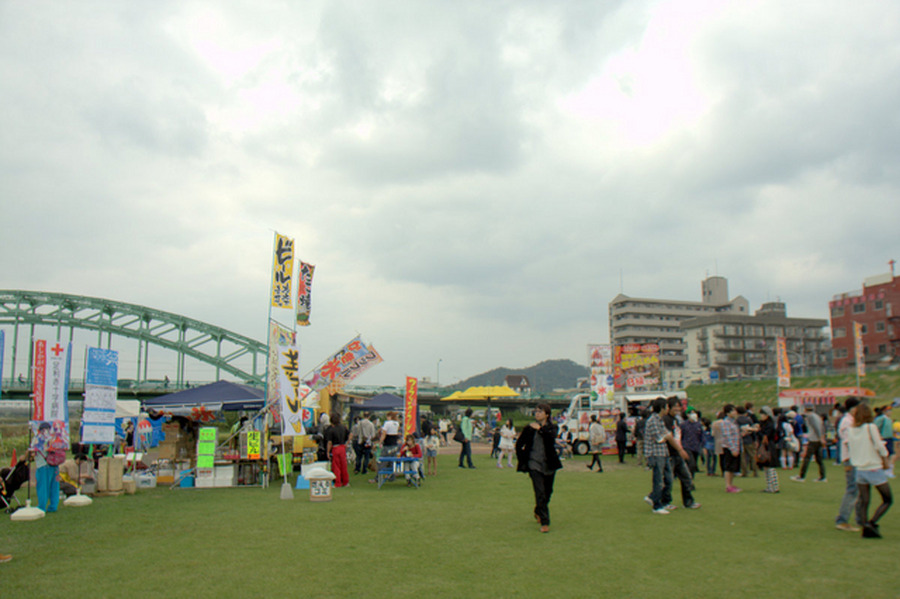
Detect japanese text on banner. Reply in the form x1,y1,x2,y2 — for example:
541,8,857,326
271,233,294,308
854,322,866,378
296,261,315,326
82,347,119,444
405,377,418,435
278,339,309,436
776,336,791,388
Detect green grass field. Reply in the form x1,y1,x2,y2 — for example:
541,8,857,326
685,370,900,415
2,449,897,598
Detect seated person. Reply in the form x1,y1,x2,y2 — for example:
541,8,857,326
397,434,423,484
556,425,574,458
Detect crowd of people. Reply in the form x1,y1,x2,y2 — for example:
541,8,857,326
624,396,895,539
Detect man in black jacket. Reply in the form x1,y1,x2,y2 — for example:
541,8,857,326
516,403,562,533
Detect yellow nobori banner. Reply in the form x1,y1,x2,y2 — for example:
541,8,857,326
271,233,294,308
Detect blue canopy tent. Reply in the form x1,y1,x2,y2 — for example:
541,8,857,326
142,380,265,412
349,392,404,415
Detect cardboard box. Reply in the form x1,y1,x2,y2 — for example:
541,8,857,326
158,443,176,460
136,474,156,488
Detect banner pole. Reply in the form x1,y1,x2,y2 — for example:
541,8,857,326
265,232,277,491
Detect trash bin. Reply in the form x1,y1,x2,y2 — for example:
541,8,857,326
306,467,336,502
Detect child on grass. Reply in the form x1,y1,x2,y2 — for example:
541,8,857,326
424,429,440,476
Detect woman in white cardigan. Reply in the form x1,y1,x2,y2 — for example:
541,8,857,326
847,402,893,538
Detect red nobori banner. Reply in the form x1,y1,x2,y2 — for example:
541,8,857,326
405,377,418,436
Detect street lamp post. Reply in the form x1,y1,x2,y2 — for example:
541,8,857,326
437,358,442,387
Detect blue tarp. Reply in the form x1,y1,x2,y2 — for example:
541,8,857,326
350,392,404,412
142,380,265,412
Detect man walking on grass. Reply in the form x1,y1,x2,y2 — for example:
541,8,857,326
664,397,701,510
643,397,689,514
791,405,827,483
721,404,742,493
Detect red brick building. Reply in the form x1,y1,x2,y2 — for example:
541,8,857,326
829,269,900,370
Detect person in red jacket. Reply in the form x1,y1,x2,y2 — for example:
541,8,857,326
398,434,423,485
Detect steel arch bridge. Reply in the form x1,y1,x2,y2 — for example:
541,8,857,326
0,290,266,388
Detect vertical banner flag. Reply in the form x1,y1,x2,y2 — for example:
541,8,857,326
267,320,295,405
31,339,72,451
854,321,866,378
404,377,418,436
278,337,308,436
296,261,315,326
588,344,614,405
82,348,119,444
775,336,791,388
0,330,4,399
271,233,294,309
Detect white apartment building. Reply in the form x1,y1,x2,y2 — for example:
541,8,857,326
609,276,750,374
682,302,829,379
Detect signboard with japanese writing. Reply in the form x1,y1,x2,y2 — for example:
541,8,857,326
588,344,614,405
197,427,217,469
82,347,119,444
246,431,261,460
32,339,71,423
613,343,660,391
304,336,383,391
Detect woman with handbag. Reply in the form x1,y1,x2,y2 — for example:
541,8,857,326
757,406,781,493
847,402,893,538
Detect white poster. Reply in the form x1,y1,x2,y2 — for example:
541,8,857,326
277,340,308,436
82,348,119,444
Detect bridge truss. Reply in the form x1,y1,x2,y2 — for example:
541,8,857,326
0,290,266,388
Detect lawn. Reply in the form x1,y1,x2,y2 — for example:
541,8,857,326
2,449,897,598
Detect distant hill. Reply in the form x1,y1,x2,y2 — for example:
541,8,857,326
452,359,589,394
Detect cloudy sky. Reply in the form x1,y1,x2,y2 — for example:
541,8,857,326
1,1,898,387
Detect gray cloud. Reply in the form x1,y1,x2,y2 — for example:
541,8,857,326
1,1,898,385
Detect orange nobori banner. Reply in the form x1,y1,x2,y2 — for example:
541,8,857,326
405,377,418,436
854,322,866,378
776,336,791,388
